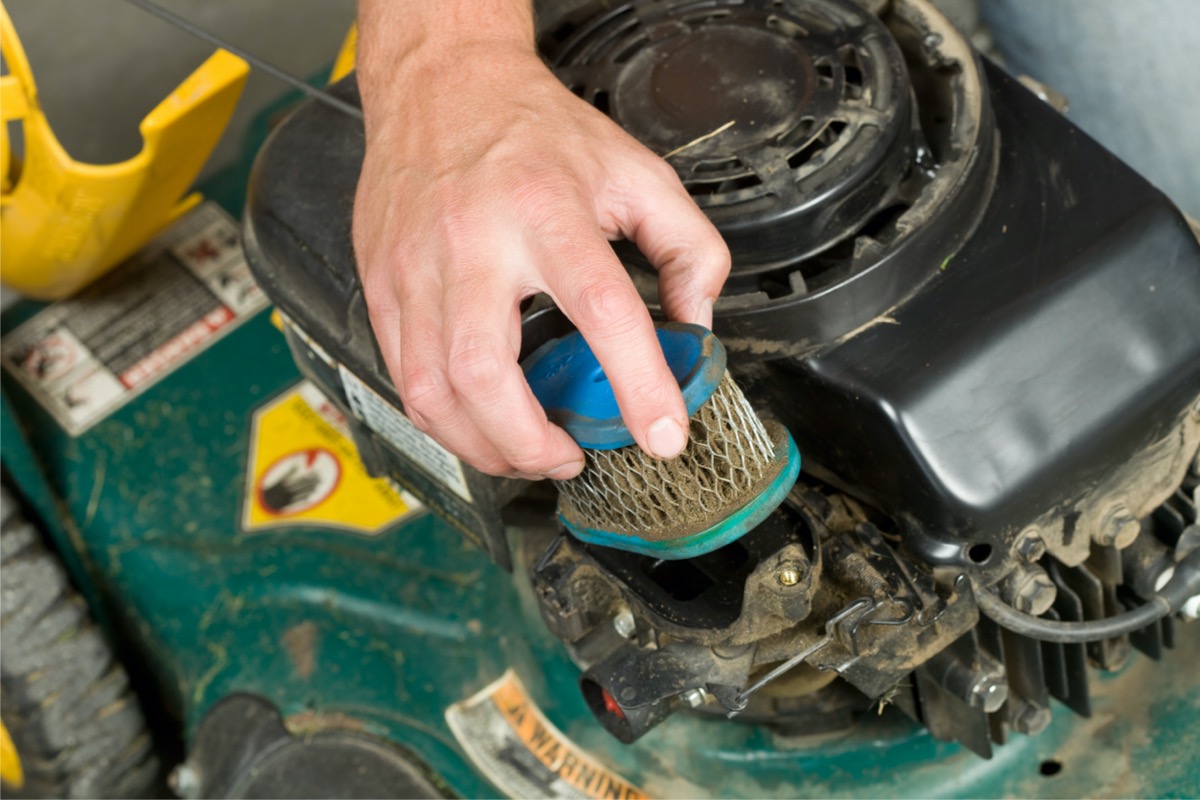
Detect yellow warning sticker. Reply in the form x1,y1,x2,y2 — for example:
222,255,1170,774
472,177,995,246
446,670,649,800
243,381,420,535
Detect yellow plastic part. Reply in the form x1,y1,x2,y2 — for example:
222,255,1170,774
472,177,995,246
0,2,249,300
0,718,23,789
329,23,357,84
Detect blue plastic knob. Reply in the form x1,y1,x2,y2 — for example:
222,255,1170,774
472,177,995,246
523,323,727,449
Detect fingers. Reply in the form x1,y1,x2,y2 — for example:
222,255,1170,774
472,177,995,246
442,262,586,478
542,221,691,460
368,271,517,478
620,163,731,329
367,236,586,479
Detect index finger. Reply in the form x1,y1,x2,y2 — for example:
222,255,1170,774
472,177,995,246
542,225,690,460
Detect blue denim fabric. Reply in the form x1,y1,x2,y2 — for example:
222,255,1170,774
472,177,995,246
982,0,1200,217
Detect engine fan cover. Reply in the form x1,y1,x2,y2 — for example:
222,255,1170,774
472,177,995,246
540,0,998,357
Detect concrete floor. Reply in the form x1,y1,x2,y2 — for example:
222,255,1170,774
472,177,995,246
5,0,355,173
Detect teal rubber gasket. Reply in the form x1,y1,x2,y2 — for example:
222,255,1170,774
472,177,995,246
560,431,801,560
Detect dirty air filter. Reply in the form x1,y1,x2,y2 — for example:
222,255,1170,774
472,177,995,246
523,323,800,559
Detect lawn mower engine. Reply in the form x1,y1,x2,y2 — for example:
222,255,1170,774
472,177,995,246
244,0,1200,764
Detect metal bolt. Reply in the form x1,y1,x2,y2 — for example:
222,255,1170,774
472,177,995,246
169,764,201,800
778,564,803,587
679,688,708,708
969,674,1009,714
1007,567,1058,616
1095,503,1140,549
1013,527,1046,563
1013,703,1052,735
612,607,636,639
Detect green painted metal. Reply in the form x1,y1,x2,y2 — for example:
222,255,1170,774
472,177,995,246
2,101,1197,799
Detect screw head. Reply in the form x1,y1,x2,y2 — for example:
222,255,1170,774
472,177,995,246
680,688,708,708
1096,503,1140,548
612,608,636,639
1013,571,1058,616
778,565,803,587
1014,703,1052,735
1013,528,1046,563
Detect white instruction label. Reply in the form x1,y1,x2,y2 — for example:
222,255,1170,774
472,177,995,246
1,202,267,435
338,364,472,502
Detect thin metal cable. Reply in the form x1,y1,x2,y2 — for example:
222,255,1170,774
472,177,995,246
120,0,364,121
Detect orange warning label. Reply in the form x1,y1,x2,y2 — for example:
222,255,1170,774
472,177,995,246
243,381,420,535
446,670,648,800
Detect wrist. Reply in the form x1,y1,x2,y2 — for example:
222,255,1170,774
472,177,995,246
356,0,536,91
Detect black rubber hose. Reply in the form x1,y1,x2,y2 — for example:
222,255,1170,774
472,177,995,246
974,547,1200,644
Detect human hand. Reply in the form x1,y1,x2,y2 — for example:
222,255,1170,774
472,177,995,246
353,5,730,480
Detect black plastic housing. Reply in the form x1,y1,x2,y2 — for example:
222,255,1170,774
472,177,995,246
754,63,1200,562
242,64,1200,569
243,95,521,569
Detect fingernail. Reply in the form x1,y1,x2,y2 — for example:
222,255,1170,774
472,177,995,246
696,297,714,329
544,461,585,481
647,417,687,459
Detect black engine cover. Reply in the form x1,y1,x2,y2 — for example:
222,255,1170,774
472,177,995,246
243,58,1200,569
748,63,1200,564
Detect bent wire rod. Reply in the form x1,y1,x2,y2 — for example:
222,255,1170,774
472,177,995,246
726,597,875,716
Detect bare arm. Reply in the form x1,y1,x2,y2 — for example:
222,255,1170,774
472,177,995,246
354,0,730,479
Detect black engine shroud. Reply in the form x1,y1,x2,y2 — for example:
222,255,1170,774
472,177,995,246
244,0,1200,758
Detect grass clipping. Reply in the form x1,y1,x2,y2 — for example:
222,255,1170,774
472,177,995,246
663,120,737,159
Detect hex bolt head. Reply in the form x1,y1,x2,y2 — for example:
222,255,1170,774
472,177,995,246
777,564,803,587
680,688,708,708
1012,570,1058,616
1096,503,1140,549
612,607,636,639
1013,527,1046,563
1014,703,1052,735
